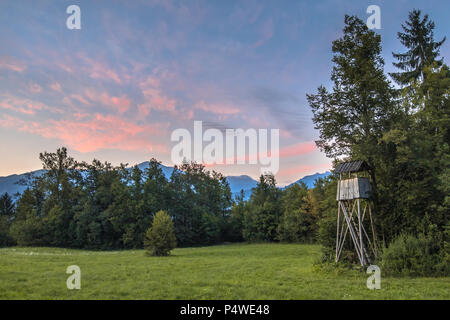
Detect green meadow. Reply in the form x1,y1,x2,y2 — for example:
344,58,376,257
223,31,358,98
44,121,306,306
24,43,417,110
0,243,448,300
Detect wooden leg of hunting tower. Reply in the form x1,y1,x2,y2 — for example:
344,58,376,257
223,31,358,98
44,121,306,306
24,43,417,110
357,199,365,266
340,201,364,266
368,204,377,257
335,201,341,263
337,206,349,262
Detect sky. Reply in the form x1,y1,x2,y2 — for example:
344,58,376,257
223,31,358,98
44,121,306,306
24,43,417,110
0,0,449,185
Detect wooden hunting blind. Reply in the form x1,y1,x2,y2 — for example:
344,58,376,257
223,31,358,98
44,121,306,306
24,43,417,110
337,177,371,200
334,160,377,266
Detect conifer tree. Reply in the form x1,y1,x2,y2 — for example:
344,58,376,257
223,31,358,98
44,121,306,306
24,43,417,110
390,9,446,85
144,210,177,256
0,193,14,216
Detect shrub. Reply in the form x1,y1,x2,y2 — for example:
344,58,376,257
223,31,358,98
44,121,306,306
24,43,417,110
144,210,177,256
381,232,447,276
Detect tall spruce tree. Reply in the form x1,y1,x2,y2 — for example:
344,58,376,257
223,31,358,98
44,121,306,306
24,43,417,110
0,193,14,216
390,9,446,86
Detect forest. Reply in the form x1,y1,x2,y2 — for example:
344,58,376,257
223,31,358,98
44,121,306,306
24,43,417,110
0,10,448,276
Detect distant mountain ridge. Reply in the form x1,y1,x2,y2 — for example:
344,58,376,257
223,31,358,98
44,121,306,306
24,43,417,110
285,171,331,189
0,162,330,200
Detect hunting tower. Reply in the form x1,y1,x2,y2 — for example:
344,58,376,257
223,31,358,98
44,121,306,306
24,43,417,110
335,160,377,266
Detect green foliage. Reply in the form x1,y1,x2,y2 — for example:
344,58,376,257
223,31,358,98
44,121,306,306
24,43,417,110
242,174,282,242
0,193,15,247
223,190,246,242
390,9,446,86
9,151,235,249
307,11,449,274
10,189,45,246
277,183,317,243
307,15,397,160
144,210,177,256
381,230,449,277
168,162,232,247
10,210,45,246
0,193,14,216
0,216,14,247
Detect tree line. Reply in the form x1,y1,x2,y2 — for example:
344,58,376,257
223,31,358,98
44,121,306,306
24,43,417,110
0,148,319,249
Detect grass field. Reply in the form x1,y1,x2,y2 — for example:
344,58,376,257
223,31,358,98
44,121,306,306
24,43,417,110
0,243,448,299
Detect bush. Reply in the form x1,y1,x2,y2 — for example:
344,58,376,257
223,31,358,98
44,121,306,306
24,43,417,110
381,232,448,276
144,210,177,256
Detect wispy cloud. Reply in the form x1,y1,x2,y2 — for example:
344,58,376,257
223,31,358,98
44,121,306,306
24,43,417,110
79,55,123,84
0,113,170,153
49,82,62,93
0,94,61,115
138,75,177,116
0,56,26,72
28,82,42,94
279,141,316,158
85,89,131,115
252,18,274,48
194,101,241,115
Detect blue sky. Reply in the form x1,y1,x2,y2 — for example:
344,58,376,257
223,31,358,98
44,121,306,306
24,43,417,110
0,0,449,185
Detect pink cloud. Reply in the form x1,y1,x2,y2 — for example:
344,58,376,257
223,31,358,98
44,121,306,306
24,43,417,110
29,82,42,94
80,55,122,84
280,129,294,139
0,114,21,127
215,141,316,166
138,75,177,116
0,56,26,72
50,82,62,93
85,89,131,114
279,141,316,158
70,94,91,106
277,165,314,178
0,95,59,115
0,113,170,153
57,63,73,73
277,163,330,178
0,101,35,115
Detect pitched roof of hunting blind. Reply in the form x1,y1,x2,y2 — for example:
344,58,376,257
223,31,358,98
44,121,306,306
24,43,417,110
334,160,371,174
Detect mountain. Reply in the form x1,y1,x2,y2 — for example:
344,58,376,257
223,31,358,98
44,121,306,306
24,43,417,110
0,169,45,199
226,175,258,200
136,161,174,179
0,163,330,201
286,171,331,189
